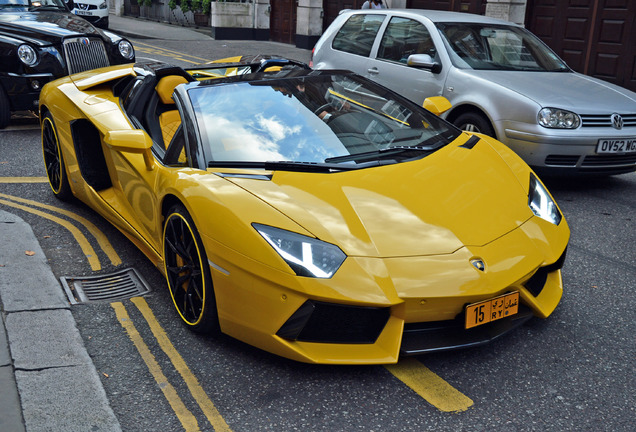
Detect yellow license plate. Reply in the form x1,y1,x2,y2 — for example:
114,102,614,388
465,292,519,329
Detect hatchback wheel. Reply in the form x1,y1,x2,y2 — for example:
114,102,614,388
454,112,496,138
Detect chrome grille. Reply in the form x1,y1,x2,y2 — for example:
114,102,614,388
580,113,636,128
63,37,109,74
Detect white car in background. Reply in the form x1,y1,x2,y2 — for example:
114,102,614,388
68,0,109,29
311,9,636,176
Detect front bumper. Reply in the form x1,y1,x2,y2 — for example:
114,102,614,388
501,125,636,175
203,214,569,364
1,73,55,111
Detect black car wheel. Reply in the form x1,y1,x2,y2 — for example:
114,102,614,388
41,112,72,200
454,112,496,138
163,204,219,333
0,85,10,129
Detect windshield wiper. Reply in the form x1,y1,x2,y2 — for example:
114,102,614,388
208,160,395,173
325,142,446,164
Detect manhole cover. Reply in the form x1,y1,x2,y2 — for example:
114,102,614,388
60,268,152,304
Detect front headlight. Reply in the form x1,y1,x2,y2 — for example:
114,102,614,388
254,224,346,278
538,107,580,129
528,173,562,225
99,1,107,8
18,44,38,66
118,40,134,60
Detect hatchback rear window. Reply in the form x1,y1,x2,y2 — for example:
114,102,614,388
332,14,385,57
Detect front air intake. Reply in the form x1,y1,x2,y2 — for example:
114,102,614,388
277,300,390,344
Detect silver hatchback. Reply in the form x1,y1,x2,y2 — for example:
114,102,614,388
311,9,636,175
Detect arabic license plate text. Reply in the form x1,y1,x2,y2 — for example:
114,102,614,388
465,292,519,329
596,138,636,154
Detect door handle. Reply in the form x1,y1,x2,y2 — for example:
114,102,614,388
367,68,379,75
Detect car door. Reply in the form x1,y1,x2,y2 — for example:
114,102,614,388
326,13,387,76
366,16,447,105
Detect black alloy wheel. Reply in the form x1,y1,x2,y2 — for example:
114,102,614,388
41,113,72,200
163,204,219,333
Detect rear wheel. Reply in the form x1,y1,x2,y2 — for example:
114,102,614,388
0,85,10,129
453,112,496,138
163,204,219,333
41,112,72,200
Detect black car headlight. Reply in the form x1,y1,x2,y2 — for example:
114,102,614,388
117,40,134,60
538,107,580,129
253,224,346,278
528,173,562,225
18,44,38,66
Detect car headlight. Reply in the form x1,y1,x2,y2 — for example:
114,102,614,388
99,1,107,8
528,173,562,225
538,107,580,129
118,40,134,60
18,44,38,66
254,224,346,278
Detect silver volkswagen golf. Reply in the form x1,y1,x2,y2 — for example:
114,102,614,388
311,9,636,176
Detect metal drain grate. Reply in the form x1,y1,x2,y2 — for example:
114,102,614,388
60,268,152,304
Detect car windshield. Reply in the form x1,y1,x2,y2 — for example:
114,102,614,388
437,23,569,72
0,0,66,10
188,73,460,169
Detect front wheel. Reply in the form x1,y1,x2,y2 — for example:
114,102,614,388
163,204,219,333
453,112,496,138
41,112,73,200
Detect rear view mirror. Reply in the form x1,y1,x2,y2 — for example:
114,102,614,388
104,130,155,170
407,54,442,74
423,96,452,116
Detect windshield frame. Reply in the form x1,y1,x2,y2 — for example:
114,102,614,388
186,71,461,171
436,22,570,72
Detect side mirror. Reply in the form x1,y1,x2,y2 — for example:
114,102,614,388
423,96,452,116
104,130,155,170
407,54,442,74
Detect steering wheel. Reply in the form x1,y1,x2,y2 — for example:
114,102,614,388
253,58,311,73
314,104,332,116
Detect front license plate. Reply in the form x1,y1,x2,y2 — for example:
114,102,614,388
75,10,92,16
465,292,519,329
596,138,636,154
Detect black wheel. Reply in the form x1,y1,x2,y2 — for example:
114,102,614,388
41,112,73,200
163,204,219,333
453,112,496,138
0,85,10,129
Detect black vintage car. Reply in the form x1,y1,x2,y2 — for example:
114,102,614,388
0,0,135,128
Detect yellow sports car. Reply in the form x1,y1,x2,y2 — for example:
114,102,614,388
40,57,569,364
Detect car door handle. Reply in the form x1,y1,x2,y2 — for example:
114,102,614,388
367,68,379,75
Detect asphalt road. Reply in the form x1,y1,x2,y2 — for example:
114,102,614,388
0,32,634,432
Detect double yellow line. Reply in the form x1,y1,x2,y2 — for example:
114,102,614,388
0,188,121,271
113,298,232,432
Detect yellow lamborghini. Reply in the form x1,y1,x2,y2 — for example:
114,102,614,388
40,57,569,364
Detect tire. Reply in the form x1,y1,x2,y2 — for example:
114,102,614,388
453,112,496,138
163,204,219,333
41,112,73,200
0,85,10,129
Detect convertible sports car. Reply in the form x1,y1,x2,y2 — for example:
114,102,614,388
40,57,570,364
0,0,134,128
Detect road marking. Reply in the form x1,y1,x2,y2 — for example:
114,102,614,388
0,197,101,271
131,297,233,432
0,192,121,266
112,302,201,432
0,177,49,183
385,358,474,412
133,41,210,65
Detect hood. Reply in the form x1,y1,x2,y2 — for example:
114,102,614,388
220,138,533,258
466,70,636,114
0,11,100,45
